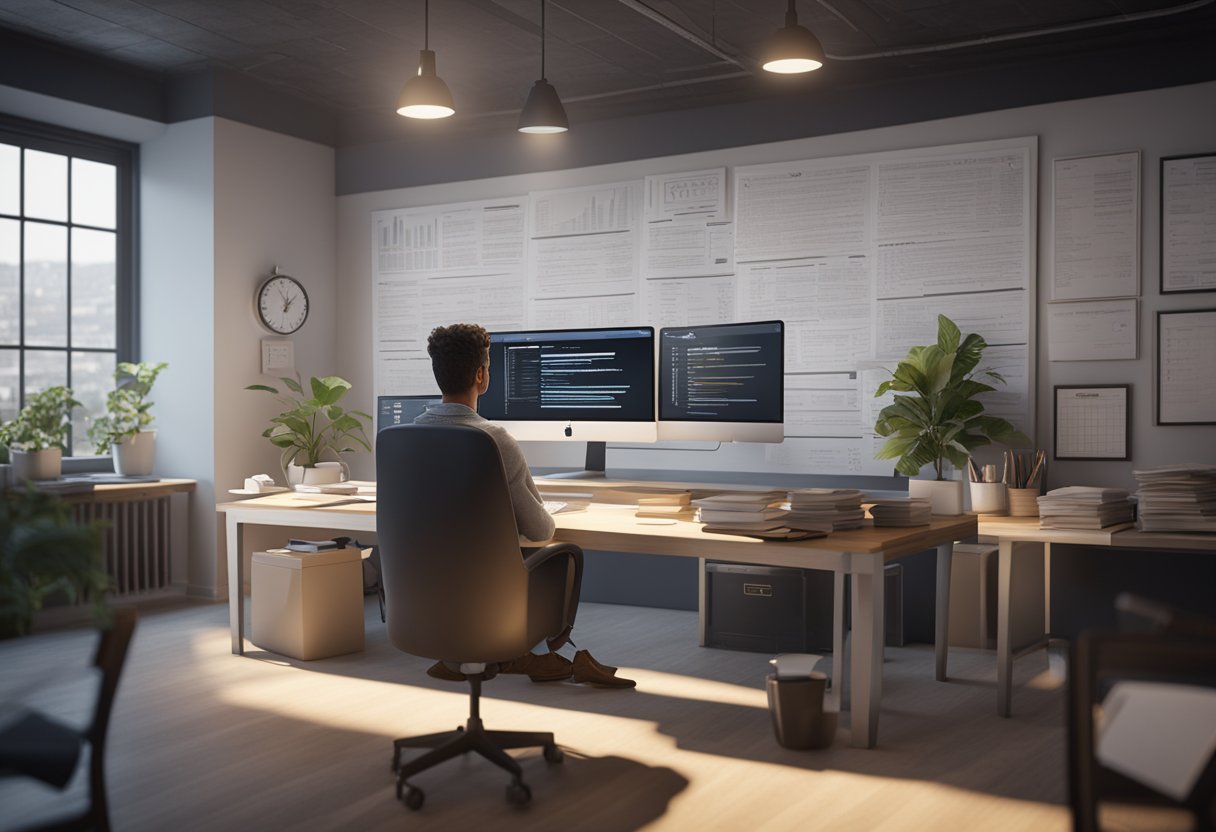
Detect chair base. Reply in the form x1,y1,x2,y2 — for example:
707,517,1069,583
391,673,564,812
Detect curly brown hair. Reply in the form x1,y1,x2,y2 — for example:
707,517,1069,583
426,323,490,394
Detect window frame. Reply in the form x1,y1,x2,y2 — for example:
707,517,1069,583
0,113,139,458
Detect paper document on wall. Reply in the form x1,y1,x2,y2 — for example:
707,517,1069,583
531,181,639,237
876,235,1026,298
644,275,735,328
734,161,870,261
875,289,1028,359
531,233,637,298
766,435,892,476
645,168,727,223
1162,154,1216,293
529,294,637,330
974,345,1030,429
1046,299,1137,361
644,221,734,278
1052,152,1140,300
1159,310,1216,423
783,373,863,438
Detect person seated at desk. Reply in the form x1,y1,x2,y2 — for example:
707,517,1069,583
413,322,634,689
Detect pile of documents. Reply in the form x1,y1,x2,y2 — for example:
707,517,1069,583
636,492,693,520
1133,464,1216,532
868,498,932,528
784,489,866,532
694,492,791,535
1036,486,1135,530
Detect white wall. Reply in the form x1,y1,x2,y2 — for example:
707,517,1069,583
211,118,339,594
141,117,216,595
336,81,1216,491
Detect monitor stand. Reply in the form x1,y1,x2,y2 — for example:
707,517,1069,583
546,442,606,479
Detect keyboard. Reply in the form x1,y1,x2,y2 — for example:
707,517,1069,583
543,500,569,515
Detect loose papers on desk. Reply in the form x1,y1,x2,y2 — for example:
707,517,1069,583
786,489,866,531
868,498,932,528
1036,487,1134,531
1133,464,1216,532
693,492,788,533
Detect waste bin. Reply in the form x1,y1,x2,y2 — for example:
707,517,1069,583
251,547,365,660
765,654,837,750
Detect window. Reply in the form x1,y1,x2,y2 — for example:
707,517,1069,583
0,116,137,456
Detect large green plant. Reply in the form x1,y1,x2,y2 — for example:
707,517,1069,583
0,386,81,453
874,315,1029,480
89,361,169,455
246,376,372,470
0,487,110,638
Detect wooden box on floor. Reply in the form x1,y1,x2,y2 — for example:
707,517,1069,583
251,547,365,660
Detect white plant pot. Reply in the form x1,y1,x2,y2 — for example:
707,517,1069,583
286,460,346,487
11,447,63,481
113,430,157,476
969,481,1008,515
908,478,965,516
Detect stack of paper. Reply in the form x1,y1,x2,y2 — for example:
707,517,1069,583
784,489,866,532
694,492,789,533
1133,464,1216,532
1037,486,1135,530
868,498,932,527
636,492,693,520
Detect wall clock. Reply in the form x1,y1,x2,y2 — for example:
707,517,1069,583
255,269,309,335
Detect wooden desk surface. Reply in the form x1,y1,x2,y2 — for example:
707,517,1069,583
978,514,1216,553
217,492,975,566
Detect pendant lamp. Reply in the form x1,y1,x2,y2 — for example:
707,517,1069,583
518,0,568,133
762,0,825,74
397,0,455,119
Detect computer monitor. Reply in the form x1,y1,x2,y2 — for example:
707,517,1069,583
377,394,441,433
479,326,657,443
658,320,785,443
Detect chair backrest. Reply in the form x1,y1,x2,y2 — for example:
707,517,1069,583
376,424,531,664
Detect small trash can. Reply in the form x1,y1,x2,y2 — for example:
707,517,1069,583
765,653,837,750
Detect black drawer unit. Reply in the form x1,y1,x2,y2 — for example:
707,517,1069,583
705,562,904,654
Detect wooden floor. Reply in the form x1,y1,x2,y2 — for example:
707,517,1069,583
1,600,1070,831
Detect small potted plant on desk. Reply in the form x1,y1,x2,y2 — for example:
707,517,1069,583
874,315,1028,515
89,361,168,477
0,387,82,482
246,376,372,486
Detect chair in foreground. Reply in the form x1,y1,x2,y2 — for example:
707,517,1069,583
1069,599,1216,832
0,607,138,832
376,424,584,810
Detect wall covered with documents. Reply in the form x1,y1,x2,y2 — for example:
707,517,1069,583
369,138,1036,478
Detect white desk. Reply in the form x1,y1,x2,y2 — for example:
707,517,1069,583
217,491,975,749
977,516,1216,717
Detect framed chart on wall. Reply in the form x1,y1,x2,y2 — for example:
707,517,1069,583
1161,153,1216,294
1054,385,1130,460
1157,309,1216,425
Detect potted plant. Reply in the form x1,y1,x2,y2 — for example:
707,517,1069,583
246,376,372,486
874,315,1029,515
0,487,110,638
0,386,82,482
88,361,168,477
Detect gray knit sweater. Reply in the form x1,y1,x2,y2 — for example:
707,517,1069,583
413,402,556,543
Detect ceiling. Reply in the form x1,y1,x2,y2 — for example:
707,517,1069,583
2,0,1215,146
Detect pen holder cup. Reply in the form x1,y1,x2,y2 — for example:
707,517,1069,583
1007,487,1040,517
969,482,1007,515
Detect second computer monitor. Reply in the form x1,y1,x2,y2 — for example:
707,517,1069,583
480,326,657,442
658,320,785,443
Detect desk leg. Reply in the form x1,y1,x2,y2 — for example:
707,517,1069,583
935,541,953,682
830,570,845,710
227,517,244,656
997,538,1013,717
850,556,885,748
697,558,707,647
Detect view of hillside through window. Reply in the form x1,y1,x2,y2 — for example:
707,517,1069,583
0,138,124,457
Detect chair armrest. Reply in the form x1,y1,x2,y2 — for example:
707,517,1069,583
523,542,583,573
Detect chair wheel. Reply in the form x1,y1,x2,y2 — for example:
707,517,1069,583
506,779,532,807
402,785,425,811
543,742,564,764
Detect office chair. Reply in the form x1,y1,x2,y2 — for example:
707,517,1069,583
1069,599,1216,832
376,424,584,810
0,607,138,832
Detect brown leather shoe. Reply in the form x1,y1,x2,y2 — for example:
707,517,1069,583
526,651,574,682
575,649,618,675
426,661,466,682
497,653,535,675
572,650,636,688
